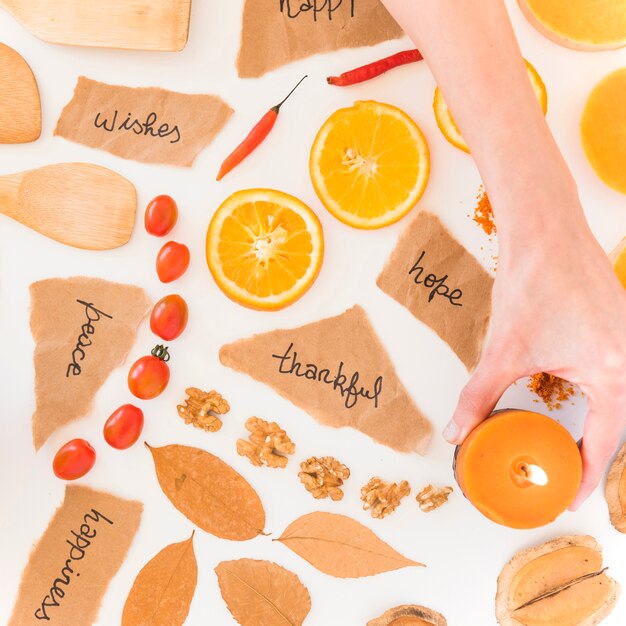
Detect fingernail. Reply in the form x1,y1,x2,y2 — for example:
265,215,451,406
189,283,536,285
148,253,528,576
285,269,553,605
443,420,459,443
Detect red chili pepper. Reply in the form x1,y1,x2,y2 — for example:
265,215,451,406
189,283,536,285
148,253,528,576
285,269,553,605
217,75,307,181
327,49,423,86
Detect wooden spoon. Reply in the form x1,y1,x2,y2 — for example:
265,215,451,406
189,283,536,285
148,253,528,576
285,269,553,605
0,0,191,51
0,163,136,250
0,42,41,143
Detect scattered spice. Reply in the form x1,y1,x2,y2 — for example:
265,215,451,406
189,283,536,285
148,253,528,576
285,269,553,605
361,477,410,519
416,484,453,512
177,388,230,432
298,456,350,501
236,417,295,468
327,48,423,86
473,188,496,236
528,373,576,410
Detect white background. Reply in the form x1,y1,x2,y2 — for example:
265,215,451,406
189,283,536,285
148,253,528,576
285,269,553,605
1,1,625,624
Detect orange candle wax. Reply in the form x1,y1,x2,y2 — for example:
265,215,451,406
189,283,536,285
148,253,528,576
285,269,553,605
454,410,582,529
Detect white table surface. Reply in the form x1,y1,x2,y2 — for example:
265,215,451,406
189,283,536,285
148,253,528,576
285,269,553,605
1,1,625,624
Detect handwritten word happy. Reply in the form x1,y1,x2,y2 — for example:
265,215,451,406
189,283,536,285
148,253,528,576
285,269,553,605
271,342,383,409
94,111,181,144
66,300,113,378
279,0,355,21
409,251,463,307
34,508,113,621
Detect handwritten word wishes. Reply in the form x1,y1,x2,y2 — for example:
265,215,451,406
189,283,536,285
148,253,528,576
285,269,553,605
280,0,355,21
94,111,181,144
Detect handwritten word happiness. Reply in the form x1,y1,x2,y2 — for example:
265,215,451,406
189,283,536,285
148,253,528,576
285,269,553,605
66,300,113,378
94,111,181,144
34,509,113,621
409,251,464,307
280,0,355,21
272,343,383,409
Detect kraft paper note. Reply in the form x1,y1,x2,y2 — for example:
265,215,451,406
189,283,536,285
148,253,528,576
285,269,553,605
54,77,233,167
9,486,142,626
237,0,404,78
377,212,494,371
220,305,432,454
30,277,150,449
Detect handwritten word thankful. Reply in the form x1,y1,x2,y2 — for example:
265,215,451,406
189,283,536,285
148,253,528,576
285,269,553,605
66,300,113,378
34,509,113,621
409,251,463,307
271,342,383,409
279,0,355,21
94,111,181,144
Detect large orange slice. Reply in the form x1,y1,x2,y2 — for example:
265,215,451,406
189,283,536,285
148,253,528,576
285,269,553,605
206,189,323,311
610,238,626,290
309,100,430,229
434,60,548,153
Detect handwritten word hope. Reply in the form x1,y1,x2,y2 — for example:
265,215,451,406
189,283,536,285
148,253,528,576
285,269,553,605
409,251,463,307
94,111,181,144
66,300,113,378
34,508,113,621
280,0,355,21
272,342,383,409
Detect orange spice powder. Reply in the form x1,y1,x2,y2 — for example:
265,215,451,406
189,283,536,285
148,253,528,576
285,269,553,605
528,373,576,411
473,188,496,236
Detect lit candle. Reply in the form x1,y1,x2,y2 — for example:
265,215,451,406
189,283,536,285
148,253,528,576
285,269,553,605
454,409,582,529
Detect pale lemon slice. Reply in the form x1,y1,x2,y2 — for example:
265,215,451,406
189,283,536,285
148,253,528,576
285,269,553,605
206,189,323,311
309,100,430,229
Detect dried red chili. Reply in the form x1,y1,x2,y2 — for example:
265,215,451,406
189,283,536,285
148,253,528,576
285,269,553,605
327,49,423,86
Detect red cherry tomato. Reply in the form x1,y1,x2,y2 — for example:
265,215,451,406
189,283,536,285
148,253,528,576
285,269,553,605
128,345,171,400
53,439,96,480
156,241,190,283
150,295,188,341
145,195,178,236
103,404,144,450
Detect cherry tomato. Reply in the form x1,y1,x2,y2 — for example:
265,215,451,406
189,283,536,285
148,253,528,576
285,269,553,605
53,439,96,480
156,241,190,283
145,195,178,236
150,294,188,341
103,404,144,450
128,345,171,399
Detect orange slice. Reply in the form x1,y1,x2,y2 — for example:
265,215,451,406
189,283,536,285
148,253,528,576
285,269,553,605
206,189,323,311
610,238,626,290
581,68,626,195
434,60,548,153
309,100,430,229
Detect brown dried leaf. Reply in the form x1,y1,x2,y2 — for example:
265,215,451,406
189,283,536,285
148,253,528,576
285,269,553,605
496,535,620,626
122,532,197,626
216,559,311,626
367,604,447,626
146,443,265,540
276,511,423,578
606,441,626,533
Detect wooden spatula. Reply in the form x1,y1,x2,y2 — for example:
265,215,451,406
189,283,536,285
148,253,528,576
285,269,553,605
0,0,191,51
0,42,41,143
0,163,136,250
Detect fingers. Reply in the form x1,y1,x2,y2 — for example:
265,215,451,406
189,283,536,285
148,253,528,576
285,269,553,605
569,403,625,511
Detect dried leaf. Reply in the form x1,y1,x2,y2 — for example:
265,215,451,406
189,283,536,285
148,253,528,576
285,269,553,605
276,511,423,578
146,443,265,540
496,535,620,626
606,441,626,533
122,532,197,626
367,604,447,626
216,559,311,626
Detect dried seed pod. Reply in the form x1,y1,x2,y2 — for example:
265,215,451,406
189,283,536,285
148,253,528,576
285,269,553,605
496,535,620,626
606,442,626,533
367,604,447,626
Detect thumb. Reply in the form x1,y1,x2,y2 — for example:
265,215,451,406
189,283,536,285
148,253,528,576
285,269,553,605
444,350,518,445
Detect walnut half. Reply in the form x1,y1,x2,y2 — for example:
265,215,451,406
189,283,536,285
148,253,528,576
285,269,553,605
299,456,350,501
177,388,230,432
415,484,453,512
236,417,295,469
361,477,410,519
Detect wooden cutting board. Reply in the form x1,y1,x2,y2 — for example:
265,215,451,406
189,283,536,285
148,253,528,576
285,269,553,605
0,42,41,143
0,163,136,250
0,0,191,51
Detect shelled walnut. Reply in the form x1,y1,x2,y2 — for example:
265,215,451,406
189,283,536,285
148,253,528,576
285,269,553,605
298,456,350,501
361,477,410,519
177,388,230,432
415,484,453,512
236,417,295,468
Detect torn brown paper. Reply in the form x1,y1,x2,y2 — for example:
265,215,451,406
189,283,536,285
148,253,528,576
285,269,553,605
220,305,432,454
377,212,493,371
30,277,150,449
9,485,142,626
237,0,404,78
54,77,233,167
